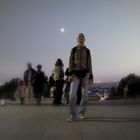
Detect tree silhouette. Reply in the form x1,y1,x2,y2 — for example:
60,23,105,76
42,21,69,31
110,74,140,98
0,78,19,100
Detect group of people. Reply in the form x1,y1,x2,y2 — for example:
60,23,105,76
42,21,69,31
15,63,45,105
15,60,64,105
15,33,93,122
15,60,82,106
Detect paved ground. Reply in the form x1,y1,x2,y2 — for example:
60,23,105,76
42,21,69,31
0,99,140,140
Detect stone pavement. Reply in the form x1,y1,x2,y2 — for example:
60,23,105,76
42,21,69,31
0,99,140,140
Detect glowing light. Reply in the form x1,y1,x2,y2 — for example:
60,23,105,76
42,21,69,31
60,28,65,32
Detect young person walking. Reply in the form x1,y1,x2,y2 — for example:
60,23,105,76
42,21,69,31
67,33,93,122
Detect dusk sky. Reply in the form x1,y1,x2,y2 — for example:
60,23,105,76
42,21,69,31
0,0,140,83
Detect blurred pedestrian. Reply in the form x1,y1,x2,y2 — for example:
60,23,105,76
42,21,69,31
32,64,45,105
24,63,36,104
53,58,64,105
15,80,26,105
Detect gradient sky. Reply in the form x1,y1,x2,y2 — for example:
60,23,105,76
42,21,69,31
0,0,140,83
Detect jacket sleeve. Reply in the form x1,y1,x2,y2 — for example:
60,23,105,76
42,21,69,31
88,49,93,80
68,48,74,75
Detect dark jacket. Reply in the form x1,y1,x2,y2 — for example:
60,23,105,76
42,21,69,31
24,68,36,85
49,76,55,87
32,71,45,94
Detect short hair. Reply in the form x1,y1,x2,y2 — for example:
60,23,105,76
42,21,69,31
37,64,42,69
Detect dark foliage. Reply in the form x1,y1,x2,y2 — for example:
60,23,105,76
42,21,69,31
110,74,140,98
0,78,19,99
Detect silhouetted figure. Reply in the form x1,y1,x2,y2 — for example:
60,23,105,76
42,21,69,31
15,80,26,105
32,64,45,105
24,63,36,104
43,76,50,98
53,58,64,105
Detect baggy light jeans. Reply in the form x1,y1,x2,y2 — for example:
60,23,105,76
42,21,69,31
69,74,89,116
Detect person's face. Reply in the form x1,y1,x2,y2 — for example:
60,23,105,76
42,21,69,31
27,63,32,70
77,33,85,44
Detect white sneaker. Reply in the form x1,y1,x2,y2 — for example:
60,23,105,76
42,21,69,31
79,114,86,120
67,115,76,122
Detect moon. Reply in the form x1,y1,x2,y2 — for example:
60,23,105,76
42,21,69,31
60,28,65,33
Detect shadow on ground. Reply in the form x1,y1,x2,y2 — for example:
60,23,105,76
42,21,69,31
84,116,140,123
